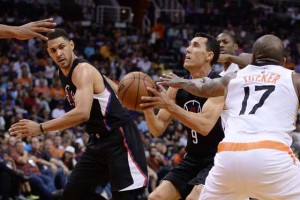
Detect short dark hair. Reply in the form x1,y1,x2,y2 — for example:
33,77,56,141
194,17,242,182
220,32,236,43
46,28,70,41
194,32,220,64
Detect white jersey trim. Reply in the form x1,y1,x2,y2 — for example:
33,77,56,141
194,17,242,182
94,88,111,116
119,127,147,191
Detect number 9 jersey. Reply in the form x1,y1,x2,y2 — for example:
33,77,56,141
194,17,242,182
224,64,298,146
176,72,224,159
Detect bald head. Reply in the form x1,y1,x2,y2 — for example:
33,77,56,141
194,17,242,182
253,35,284,64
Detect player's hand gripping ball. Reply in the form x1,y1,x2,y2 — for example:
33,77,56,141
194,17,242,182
118,72,156,111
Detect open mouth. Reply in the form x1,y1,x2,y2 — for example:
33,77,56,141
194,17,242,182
58,58,65,63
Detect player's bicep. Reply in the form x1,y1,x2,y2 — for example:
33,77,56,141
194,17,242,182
72,64,95,113
201,96,224,124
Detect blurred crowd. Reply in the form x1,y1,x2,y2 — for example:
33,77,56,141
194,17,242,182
0,0,300,199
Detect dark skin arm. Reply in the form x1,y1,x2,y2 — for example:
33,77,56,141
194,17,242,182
158,72,236,98
218,53,252,69
0,18,56,40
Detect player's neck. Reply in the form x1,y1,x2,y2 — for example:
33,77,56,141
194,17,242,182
190,64,212,79
60,55,77,76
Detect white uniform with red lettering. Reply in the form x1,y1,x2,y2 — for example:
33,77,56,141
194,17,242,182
200,64,300,200
219,63,240,130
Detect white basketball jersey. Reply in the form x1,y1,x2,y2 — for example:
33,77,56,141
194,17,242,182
223,64,298,146
220,63,240,131
219,63,240,77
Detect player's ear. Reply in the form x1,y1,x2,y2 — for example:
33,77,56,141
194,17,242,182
207,51,214,62
70,40,75,50
281,57,286,66
251,54,256,63
234,43,238,51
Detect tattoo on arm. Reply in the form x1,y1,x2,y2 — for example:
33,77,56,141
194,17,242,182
179,77,225,97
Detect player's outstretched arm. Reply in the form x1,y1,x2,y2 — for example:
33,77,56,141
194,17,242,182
158,72,233,98
218,53,252,68
0,18,56,40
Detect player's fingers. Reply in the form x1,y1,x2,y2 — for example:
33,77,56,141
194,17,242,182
12,119,29,127
10,123,24,129
34,19,56,27
140,96,156,101
34,26,56,33
156,85,166,92
161,74,173,79
9,128,24,136
156,81,171,86
34,18,54,23
15,133,29,140
146,87,160,96
140,102,156,108
159,76,171,81
34,33,49,41
9,123,28,134
19,119,29,122
169,72,178,77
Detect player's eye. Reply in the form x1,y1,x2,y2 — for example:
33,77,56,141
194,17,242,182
193,42,200,47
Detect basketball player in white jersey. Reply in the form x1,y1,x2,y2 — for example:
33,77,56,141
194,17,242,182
158,34,300,200
217,32,240,76
217,32,253,75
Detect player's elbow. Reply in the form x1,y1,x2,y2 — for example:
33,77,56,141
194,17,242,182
147,121,166,137
149,129,163,137
200,129,210,136
77,111,90,122
195,125,212,136
81,115,90,122
149,126,165,137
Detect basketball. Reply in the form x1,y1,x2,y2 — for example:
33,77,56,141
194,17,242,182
118,71,156,111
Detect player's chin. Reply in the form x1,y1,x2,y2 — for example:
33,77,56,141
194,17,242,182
183,63,189,69
183,63,194,71
58,61,68,68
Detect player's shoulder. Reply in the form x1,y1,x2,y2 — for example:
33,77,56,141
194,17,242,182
75,61,97,74
76,61,93,68
72,62,101,82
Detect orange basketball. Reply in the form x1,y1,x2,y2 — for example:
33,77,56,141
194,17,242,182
118,71,156,111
